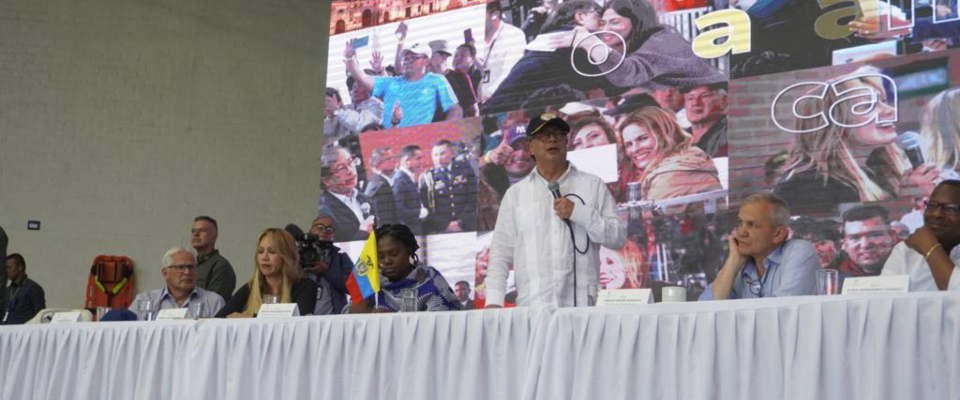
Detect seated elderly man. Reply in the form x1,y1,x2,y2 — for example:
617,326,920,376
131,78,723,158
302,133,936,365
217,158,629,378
130,246,225,319
883,180,960,291
700,192,819,300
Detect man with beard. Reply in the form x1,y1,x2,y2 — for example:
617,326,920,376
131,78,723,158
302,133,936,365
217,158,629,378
392,145,427,236
363,146,399,226
883,181,960,291
839,204,896,276
319,146,376,242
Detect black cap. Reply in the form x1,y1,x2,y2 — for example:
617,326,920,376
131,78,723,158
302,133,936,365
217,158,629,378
525,112,570,137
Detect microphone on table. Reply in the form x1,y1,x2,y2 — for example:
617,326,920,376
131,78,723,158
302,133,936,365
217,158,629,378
897,131,925,169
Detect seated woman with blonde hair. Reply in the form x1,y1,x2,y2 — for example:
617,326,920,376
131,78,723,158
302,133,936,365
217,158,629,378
216,228,318,318
617,106,722,205
350,224,461,313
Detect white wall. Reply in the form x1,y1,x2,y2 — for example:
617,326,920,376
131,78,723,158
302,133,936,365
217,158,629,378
0,0,331,307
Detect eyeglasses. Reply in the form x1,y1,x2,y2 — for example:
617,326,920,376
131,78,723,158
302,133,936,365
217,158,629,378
742,274,764,298
167,264,197,273
312,224,336,233
924,200,960,217
331,157,357,175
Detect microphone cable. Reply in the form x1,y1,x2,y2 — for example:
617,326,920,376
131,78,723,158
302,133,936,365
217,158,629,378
562,193,590,306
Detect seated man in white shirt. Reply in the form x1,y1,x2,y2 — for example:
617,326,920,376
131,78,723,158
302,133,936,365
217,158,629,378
882,180,960,291
130,247,225,319
700,192,819,300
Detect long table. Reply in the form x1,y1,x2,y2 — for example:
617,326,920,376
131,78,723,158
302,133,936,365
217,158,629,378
2,293,958,400
524,293,960,400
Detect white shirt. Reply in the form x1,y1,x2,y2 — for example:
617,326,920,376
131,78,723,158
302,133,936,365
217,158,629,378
487,163,627,307
481,22,526,102
378,172,395,186
882,242,960,291
331,189,364,223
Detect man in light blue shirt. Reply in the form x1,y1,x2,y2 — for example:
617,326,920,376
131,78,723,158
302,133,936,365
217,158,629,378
344,40,461,129
130,246,225,319
700,192,819,300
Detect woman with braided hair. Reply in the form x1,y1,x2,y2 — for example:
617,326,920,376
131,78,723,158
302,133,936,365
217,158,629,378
349,224,462,313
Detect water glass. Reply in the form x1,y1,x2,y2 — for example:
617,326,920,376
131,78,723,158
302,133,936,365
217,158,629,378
96,306,112,321
817,269,840,295
188,302,205,320
400,288,418,312
262,294,280,305
586,284,599,307
138,300,155,321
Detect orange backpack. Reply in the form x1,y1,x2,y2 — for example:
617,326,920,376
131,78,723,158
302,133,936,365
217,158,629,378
84,255,136,310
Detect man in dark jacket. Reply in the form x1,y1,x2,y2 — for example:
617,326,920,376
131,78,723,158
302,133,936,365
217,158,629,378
392,145,426,236
363,146,400,226
3,253,46,324
305,214,355,314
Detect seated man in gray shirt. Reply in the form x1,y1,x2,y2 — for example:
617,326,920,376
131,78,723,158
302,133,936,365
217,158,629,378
700,192,819,300
130,246,225,319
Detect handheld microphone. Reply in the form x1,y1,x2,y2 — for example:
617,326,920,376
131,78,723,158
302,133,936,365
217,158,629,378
284,223,306,241
897,131,925,169
548,181,562,200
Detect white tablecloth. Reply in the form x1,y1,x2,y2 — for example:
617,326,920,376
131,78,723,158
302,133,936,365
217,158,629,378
174,306,553,400
3,294,959,400
0,320,195,400
524,293,960,400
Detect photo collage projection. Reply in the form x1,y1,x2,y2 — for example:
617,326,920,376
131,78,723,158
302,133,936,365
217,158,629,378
321,0,960,303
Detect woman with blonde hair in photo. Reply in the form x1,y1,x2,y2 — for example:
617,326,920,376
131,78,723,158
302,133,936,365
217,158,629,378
775,67,940,214
920,87,960,177
216,228,318,318
618,106,722,205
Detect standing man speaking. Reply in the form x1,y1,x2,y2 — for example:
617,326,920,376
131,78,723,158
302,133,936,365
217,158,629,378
485,114,626,308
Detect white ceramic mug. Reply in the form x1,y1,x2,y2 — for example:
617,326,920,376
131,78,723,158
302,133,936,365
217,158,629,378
661,286,687,303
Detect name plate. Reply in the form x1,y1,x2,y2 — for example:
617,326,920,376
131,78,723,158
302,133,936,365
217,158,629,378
155,308,189,321
596,289,653,306
842,275,910,294
257,303,300,318
50,311,83,323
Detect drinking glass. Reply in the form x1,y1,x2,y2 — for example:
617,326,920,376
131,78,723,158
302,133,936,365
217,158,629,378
96,306,112,322
188,302,205,320
587,284,599,307
262,294,280,305
139,300,155,321
817,269,840,295
400,288,418,312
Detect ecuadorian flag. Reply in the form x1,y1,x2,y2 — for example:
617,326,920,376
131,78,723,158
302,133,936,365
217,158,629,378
346,232,380,304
